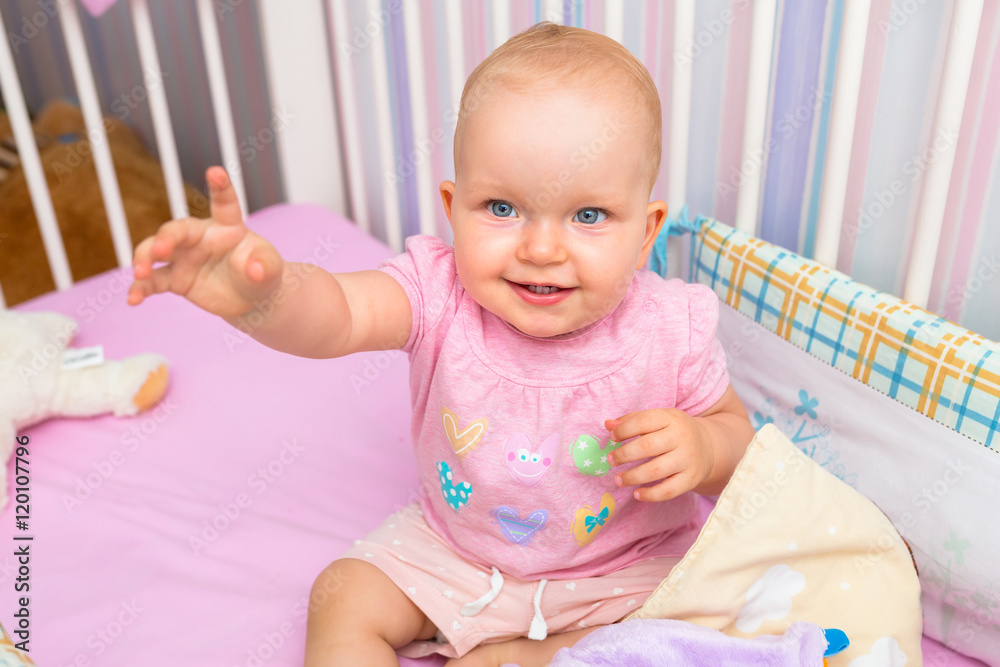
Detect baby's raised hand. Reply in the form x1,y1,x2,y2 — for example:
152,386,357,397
605,409,713,502
128,167,284,318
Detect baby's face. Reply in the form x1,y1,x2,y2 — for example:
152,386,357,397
441,84,666,338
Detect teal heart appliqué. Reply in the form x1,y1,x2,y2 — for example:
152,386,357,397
437,461,472,512
570,435,623,476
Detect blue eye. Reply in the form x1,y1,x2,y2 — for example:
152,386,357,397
489,201,518,218
574,208,607,224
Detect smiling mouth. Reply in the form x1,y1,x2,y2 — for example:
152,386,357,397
525,285,562,295
512,282,565,295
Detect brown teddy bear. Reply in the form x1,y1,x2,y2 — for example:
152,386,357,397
0,99,210,306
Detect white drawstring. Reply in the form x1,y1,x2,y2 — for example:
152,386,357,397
460,567,504,616
528,579,548,640
458,568,549,641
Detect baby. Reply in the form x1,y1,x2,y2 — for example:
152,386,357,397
128,21,754,667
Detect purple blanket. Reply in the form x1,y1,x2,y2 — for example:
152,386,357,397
544,619,827,667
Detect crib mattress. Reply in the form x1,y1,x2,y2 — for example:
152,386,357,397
0,203,985,666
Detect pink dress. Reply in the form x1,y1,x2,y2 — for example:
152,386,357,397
378,235,730,581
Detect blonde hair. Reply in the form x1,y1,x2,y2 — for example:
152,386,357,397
453,22,662,195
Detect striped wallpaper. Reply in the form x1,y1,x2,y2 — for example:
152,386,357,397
2,0,999,343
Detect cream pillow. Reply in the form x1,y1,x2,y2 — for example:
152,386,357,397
627,424,923,666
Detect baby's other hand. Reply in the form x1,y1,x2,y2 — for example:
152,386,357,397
128,166,284,318
604,409,712,502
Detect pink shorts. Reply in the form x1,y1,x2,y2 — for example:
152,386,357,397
339,504,682,659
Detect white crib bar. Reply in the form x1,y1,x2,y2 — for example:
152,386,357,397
903,0,983,308
668,0,694,214
257,0,345,215
543,0,563,24
328,0,371,234
814,0,870,270
195,0,248,216
444,0,465,130
604,0,624,44
492,0,511,47
665,0,694,281
735,0,777,235
130,0,188,220
61,0,134,269
366,0,403,252
0,2,72,295
402,2,436,237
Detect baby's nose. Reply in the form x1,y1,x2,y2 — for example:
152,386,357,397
518,219,568,265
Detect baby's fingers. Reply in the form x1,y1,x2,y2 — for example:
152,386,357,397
610,431,675,467
616,452,681,489
207,166,243,226
605,409,674,445
132,218,205,279
233,237,282,285
128,264,178,305
631,471,695,503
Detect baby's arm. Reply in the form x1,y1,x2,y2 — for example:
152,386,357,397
605,384,756,501
129,166,411,358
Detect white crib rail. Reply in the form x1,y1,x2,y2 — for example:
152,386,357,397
258,0,343,215
814,0,871,270
0,0,70,306
903,0,983,308
734,0,777,235
61,0,134,268
130,0,187,220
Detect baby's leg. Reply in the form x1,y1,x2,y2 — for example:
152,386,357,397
305,558,437,666
444,626,603,667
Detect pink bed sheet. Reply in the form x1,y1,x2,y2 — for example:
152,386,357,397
0,204,985,666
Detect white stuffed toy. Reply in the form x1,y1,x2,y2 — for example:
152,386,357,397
0,310,169,512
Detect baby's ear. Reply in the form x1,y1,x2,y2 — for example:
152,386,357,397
639,200,668,269
439,181,456,227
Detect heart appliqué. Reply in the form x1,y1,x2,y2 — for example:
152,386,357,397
441,407,488,459
437,461,472,512
570,435,623,476
492,506,548,545
572,492,616,546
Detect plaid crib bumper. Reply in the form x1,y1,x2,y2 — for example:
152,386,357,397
685,217,1000,453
